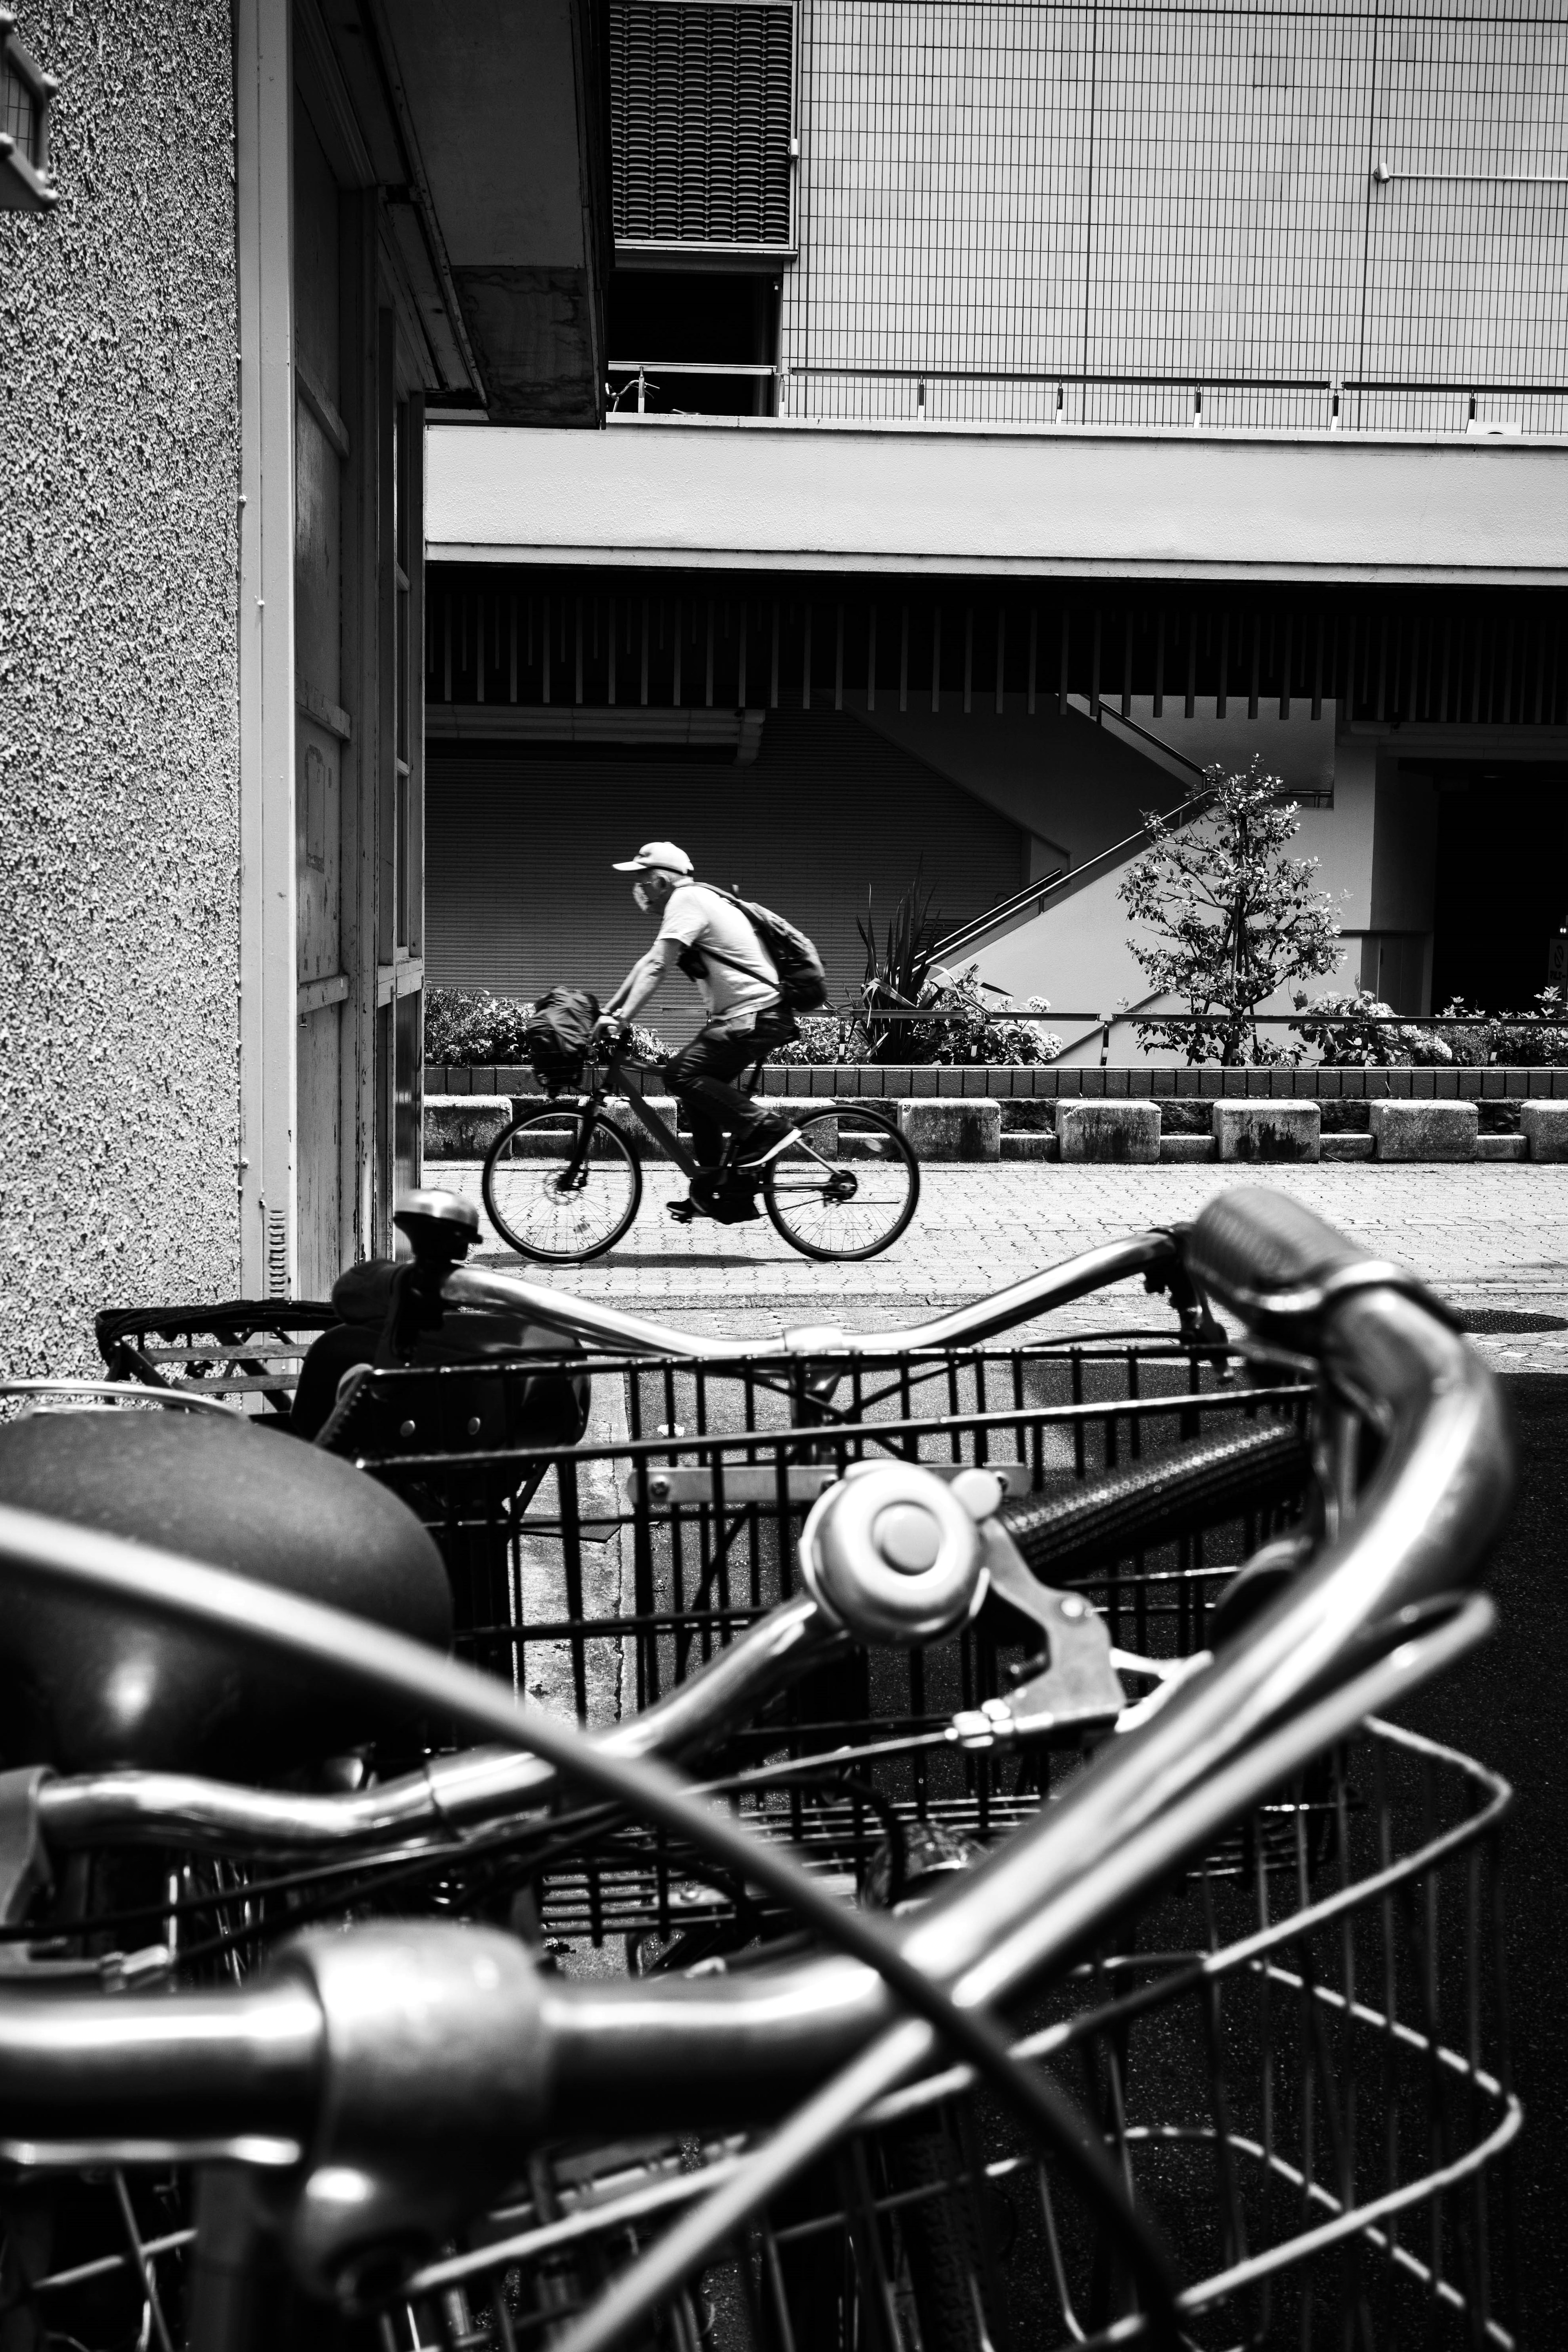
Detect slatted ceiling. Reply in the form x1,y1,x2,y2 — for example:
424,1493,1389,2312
612,1,794,247
424,711,1026,1029
429,569,1568,733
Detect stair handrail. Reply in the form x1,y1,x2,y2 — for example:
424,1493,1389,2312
933,701,1216,962
936,776,1215,962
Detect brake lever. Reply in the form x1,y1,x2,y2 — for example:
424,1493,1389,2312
947,1522,1127,1749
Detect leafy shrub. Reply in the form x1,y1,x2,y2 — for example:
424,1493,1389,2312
916,969,1061,1064
425,988,668,1068
1292,989,1454,1067
768,970,1060,1066
424,989,533,1065
1289,987,1568,1067
769,1013,871,1067
1432,989,1568,1067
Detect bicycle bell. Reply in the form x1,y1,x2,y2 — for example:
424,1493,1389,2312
799,1462,996,1646
394,1189,481,1268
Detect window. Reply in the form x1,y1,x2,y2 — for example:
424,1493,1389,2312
0,11,56,212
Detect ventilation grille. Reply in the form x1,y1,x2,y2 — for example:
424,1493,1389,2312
611,1,794,248
265,1208,290,1300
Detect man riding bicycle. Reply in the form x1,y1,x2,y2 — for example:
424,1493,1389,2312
597,842,797,1216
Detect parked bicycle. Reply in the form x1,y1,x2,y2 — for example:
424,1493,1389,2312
481,1037,920,1264
0,1189,1519,2350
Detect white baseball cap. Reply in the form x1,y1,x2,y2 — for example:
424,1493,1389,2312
612,840,694,876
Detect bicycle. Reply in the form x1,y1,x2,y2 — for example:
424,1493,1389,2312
0,1188,1519,2351
480,1036,920,1264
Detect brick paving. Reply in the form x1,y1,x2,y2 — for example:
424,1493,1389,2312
426,1158,1568,1369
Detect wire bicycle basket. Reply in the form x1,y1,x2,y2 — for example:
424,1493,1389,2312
375,1718,1515,2352
16,1200,1513,2352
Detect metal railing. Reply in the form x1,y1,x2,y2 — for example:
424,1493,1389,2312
792,1004,1568,1072
934,704,1213,962
607,361,1566,435
779,368,1568,436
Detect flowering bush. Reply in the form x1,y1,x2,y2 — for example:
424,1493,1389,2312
425,988,668,1067
917,969,1061,1064
1431,990,1568,1067
768,970,1060,1065
1289,987,1568,1067
768,1013,871,1066
1292,989,1454,1067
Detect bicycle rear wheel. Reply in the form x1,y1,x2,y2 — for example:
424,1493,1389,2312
763,1107,919,1261
482,1107,642,1264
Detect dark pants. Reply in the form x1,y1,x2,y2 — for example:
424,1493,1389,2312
665,1008,798,1169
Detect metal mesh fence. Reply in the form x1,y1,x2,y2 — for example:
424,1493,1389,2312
782,0,1568,432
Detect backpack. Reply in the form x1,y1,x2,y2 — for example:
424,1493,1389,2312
523,985,600,1086
707,889,828,1013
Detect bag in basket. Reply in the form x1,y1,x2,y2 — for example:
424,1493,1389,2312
523,986,600,1086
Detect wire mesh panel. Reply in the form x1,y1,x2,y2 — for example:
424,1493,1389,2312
782,0,1568,432
385,1722,1517,2352
333,1334,1313,1937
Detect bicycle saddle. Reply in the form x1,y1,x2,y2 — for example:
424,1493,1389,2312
0,1411,452,1776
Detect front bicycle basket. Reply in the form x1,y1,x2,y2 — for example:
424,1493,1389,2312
94,1300,338,1416
376,1720,1515,2352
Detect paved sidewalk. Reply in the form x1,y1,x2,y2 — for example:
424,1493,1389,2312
428,1159,1568,1368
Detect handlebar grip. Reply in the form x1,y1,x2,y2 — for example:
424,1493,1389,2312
1185,1187,1371,1317
998,1421,1310,1584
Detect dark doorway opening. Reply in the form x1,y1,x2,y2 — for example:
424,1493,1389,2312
1429,762,1568,1011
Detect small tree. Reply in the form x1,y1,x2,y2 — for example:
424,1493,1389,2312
1117,760,1342,1064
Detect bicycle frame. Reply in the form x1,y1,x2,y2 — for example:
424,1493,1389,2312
574,1050,704,1185
558,1050,842,1196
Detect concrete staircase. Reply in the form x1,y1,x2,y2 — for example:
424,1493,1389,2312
936,702,1211,1060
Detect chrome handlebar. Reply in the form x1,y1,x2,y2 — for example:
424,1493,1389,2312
31,1465,997,1861
439,1231,1185,1363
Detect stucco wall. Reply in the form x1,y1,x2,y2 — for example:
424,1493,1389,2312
0,0,240,1375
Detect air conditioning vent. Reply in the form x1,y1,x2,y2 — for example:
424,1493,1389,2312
611,0,793,250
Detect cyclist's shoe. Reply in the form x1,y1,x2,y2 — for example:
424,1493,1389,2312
673,1170,763,1225
730,1117,792,1169
667,1194,717,1224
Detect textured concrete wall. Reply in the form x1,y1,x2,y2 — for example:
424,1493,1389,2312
0,0,240,1375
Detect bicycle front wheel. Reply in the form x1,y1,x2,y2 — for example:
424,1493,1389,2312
481,1108,643,1264
763,1107,919,1261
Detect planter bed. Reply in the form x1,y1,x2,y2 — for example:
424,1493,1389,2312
425,1087,1568,1165
428,1062,1568,1106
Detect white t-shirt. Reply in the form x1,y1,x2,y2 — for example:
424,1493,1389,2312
658,883,781,1033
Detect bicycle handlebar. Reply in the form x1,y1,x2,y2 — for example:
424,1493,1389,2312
27,1425,1309,1859
33,1596,835,1858
33,1467,991,1857
0,1192,1513,2305
441,1230,1183,1361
